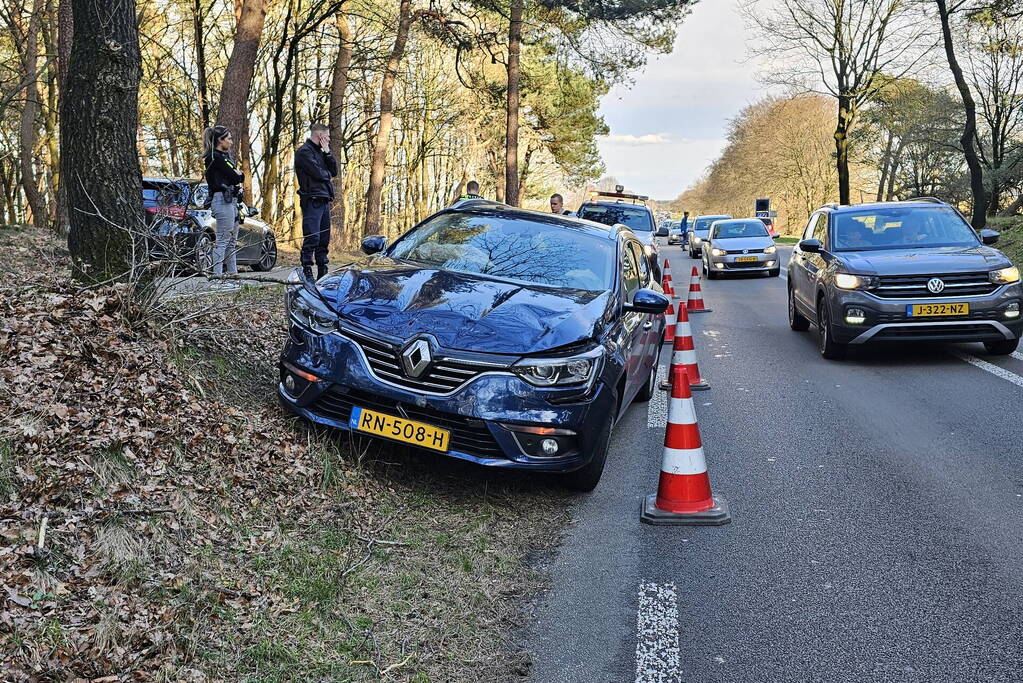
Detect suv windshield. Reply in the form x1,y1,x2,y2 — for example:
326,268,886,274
388,212,615,291
713,221,770,239
578,204,654,232
832,206,980,251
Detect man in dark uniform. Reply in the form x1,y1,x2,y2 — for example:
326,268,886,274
294,123,339,280
550,193,574,216
458,180,484,201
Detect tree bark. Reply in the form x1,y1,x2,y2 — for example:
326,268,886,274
936,0,987,227
834,96,853,205
363,0,412,237
62,0,144,283
192,0,210,129
504,0,523,206
876,131,893,202
329,11,353,241
215,0,266,188
55,0,73,233
19,0,48,228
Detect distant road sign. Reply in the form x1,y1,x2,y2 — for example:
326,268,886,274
755,198,771,213
755,210,769,218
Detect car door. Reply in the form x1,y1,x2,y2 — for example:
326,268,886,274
620,241,646,403
790,213,821,309
628,240,658,368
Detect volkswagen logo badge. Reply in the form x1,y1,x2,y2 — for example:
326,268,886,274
743,249,749,254
400,338,432,378
927,278,945,294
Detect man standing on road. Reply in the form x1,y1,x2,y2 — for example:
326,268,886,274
680,210,690,246
295,123,339,281
458,180,484,201
550,193,575,216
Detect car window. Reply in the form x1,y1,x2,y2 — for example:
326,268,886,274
712,221,770,239
812,214,828,246
628,241,649,286
802,214,819,241
387,211,615,292
622,243,641,299
831,206,980,251
578,204,655,232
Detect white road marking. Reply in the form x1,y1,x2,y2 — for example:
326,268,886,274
1011,351,1023,363
647,363,668,428
949,350,1023,389
635,582,682,683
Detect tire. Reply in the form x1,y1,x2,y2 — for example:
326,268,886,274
788,284,810,331
816,298,846,360
562,422,612,492
984,338,1020,355
705,262,718,280
633,355,658,403
251,235,278,272
192,232,214,275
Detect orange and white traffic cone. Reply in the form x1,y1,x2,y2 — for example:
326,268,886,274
659,303,709,391
662,298,676,343
641,365,730,526
662,258,674,297
686,266,711,313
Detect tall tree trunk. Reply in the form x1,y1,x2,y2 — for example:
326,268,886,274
328,11,353,240
517,145,534,206
19,0,47,228
363,0,412,237
988,175,1000,216
834,95,853,205
63,0,144,283
876,132,893,202
504,0,523,206
55,0,73,233
936,0,987,227
192,0,210,128
215,0,265,185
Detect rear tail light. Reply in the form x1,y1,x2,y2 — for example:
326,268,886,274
146,206,187,219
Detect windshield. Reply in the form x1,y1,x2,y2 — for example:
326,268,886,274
832,207,979,251
693,216,729,235
712,221,770,239
388,212,615,292
578,204,655,232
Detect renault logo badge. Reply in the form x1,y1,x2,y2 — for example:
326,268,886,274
401,339,432,378
927,278,945,294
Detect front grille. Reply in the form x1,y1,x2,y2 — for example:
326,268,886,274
874,272,997,299
310,386,505,457
724,249,768,254
340,327,500,394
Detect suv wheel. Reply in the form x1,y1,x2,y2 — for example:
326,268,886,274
562,422,612,492
984,338,1020,355
252,235,278,272
788,285,810,331
816,299,846,359
192,232,214,274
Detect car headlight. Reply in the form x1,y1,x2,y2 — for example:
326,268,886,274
990,266,1020,284
286,288,338,334
512,347,604,389
692,236,701,244
764,245,777,254
834,273,871,290
710,248,725,257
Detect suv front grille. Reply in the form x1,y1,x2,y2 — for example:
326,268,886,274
310,387,505,457
340,327,501,394
874,272,997,299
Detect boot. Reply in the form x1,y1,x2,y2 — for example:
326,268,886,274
302,265,314,281
316,264,328,281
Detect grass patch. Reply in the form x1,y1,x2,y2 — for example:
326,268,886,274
0,440,14,497
774,236,800,245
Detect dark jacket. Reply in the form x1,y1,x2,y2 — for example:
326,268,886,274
295,139,339,200
203,149,244,196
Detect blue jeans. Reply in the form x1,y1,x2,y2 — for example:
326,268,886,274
300,196,331,267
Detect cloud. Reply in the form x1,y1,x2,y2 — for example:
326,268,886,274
600,133,672,146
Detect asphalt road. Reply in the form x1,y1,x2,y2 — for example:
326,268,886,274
525,244,1023,683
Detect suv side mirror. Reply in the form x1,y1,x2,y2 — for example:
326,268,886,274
247,205,259,217
980,229,999,245
798,238,822,253
655,227,669,237
361,235,387,255
624,288,669,314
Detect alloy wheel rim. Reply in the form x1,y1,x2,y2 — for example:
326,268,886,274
818,306,828,352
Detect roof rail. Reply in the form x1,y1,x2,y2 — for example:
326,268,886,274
903,196,945,204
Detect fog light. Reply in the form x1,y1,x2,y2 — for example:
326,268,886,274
541,438,559,455
845,308,866,324
284,375,297,392
766,260,776,267
1006,302,1020,319
715,262,725,269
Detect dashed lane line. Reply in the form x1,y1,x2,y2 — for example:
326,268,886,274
635,582,682,683
949,349,1023,390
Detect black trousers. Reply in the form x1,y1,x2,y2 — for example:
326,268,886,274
300,196,331,266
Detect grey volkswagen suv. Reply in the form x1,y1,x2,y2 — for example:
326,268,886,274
788,199,1022,359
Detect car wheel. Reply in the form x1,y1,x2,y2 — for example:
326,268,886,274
251,235,278,272
192,232,214,275
633,354,658,403
769,267,780,277
816,299,846,360
788,285,810,331
562,421,612,492
984,338,1020,355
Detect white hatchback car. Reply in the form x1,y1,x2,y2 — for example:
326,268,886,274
701,218,780,279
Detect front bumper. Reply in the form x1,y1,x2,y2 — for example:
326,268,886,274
277,325,616,472
827,285,1023,344
705,252,778,272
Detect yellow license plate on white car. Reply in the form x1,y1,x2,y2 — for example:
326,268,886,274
907,302,970,317
735,256,758,263
349,406,450,452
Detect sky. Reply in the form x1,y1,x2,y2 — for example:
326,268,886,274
596,0,775,200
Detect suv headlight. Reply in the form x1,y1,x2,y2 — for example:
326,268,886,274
512,347,604,390
990,266,1020,284
711,248,726,257
286,287,338,334
834,273,879,290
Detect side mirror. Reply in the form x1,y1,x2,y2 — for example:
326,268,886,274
361,235,387,255
798,238,822,253
247,206,259,217
655,227,669,237
980,229,999,245
624,288,669,315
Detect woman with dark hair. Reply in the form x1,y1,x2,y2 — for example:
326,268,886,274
202,125,245,283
